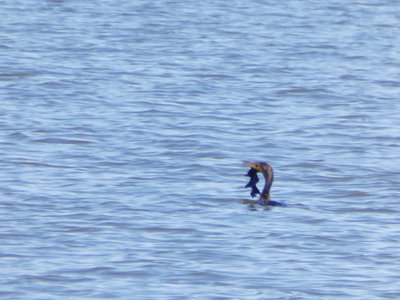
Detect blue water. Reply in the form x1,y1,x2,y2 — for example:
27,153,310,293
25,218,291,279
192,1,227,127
1,1,400,299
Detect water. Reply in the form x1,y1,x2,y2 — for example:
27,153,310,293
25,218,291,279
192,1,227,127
1,0,400,299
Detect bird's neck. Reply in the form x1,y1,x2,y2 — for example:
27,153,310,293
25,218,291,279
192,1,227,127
261,193,271,202
260,167,274,203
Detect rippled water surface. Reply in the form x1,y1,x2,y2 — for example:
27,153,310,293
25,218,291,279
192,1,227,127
1,0,400,299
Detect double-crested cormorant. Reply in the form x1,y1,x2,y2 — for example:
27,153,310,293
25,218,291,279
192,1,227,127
244,161,285,207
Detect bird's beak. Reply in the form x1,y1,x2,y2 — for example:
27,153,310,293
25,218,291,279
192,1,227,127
243,161,261,171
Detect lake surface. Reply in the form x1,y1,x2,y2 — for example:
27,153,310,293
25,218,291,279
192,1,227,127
1,0,400,299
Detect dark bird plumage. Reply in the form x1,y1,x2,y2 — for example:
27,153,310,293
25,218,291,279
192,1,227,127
243,161,286,207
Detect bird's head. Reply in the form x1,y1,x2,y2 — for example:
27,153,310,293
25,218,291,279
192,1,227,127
243,161,269,172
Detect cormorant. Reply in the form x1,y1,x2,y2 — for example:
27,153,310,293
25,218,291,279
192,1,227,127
244,161,285,206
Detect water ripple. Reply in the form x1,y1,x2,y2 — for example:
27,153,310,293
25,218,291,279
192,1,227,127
1,0,400,299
